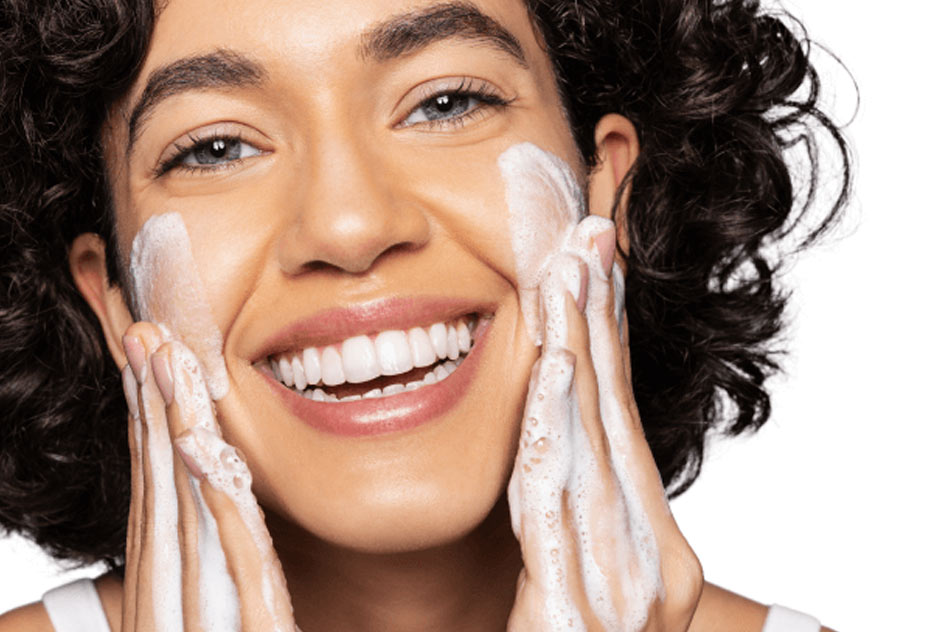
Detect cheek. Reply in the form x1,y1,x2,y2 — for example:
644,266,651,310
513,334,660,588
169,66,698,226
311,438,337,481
129,212,230,398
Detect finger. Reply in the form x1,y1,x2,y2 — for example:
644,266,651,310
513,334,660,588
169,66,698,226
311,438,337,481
153,341,240,632
120,363,144,629
539,251,640,628
164,344,295,632
127,323,184,631
507,347,586,630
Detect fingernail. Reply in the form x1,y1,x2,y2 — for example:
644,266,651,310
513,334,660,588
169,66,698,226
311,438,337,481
121,364,140,420
151,350,174,405
123,335,147,383
593,228,616,278
561,262,588,312
173,433,205,480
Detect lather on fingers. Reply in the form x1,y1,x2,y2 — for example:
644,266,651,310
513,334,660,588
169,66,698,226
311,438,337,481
157,342,296,631
121,323,184,631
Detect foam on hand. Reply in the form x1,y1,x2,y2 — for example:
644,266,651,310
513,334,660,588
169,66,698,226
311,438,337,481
500,143,662,630
129,212,229,399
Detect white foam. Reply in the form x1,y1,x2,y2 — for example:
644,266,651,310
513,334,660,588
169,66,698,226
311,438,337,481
498,143,584,345
501,143,662,630
171,346,294,631
129,212,229,400
140,379,183,631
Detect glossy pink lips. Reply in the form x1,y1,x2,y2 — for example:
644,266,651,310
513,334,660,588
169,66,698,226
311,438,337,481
257,298,493,437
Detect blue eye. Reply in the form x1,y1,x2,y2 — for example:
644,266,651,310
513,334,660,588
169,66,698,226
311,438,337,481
403,92,480,125
180,137,261,167
157,135,262,176
399,79,512,129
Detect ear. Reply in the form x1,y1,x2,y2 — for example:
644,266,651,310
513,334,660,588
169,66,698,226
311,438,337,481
69,232,134,369
587,113,640,253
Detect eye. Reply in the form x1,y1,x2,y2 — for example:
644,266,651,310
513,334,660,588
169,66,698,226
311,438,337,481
156,134,263,176
398,78,512,130
183,137,260,166
403,93,480,126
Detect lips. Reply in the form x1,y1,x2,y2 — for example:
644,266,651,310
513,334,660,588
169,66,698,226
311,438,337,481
254,298,493,436
268,316,475,397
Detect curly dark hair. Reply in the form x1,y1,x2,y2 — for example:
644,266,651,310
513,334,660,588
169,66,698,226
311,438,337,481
0,0,851,567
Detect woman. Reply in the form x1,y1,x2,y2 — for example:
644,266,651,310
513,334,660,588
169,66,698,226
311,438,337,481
0,0,850,629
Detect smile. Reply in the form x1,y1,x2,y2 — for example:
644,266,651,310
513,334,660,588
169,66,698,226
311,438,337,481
267,315,477,402
256,298,494,437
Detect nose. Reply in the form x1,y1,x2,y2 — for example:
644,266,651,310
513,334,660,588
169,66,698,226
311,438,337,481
277,139,430,275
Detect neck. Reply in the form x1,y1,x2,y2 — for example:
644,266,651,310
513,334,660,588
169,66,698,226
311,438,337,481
268,499,521,632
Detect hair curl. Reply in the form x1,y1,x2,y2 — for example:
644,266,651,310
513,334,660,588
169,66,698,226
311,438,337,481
0,0,850,566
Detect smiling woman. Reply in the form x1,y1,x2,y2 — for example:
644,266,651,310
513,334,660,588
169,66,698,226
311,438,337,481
0,0,849,631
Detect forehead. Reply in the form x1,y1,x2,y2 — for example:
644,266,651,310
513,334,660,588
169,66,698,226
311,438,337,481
139,0,543,80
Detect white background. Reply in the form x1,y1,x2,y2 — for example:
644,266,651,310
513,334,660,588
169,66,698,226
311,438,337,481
2,1,945,630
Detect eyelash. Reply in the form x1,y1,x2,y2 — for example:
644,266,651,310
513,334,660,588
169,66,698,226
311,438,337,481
154,131,253,177
399,77,512,131
154,78,512,176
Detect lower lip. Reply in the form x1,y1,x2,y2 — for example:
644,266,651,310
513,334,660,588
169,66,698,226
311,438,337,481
268,321,491,437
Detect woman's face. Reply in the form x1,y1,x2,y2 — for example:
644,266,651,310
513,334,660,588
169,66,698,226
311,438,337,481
102,0,588,552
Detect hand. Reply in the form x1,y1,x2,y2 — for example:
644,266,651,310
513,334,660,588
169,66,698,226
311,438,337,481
507,216,703,631
120,324,297,631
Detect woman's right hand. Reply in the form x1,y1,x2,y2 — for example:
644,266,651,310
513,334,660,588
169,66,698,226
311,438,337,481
120,323,297,631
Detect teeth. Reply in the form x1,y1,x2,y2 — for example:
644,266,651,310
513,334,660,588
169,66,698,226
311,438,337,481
302,347,321,384
291,356,307,391
408,327,436,367
446,325,459,360
434,364,449,381
341,335,381,384
270,316,477,389
457,323,471,353
297,358,463,403
429,323,448,359
279,357,294,388
321,347,345,386
375,330,414,376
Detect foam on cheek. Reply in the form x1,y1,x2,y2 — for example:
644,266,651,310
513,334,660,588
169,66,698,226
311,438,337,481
498,143,585,344
129,212,229,399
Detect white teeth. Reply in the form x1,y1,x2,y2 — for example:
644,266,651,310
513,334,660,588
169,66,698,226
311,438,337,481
310,389,325,402
457,321,471,353
302,347,321,385
434,364,449,380
270,315,478,393
382,383,405,395
279,357,294,388
375,330,414,376
341,335,381,384
321,347,345,386
408,327,437,368
429,323,448,359
364,388,383,399
291,356,307,391
446,325,459,360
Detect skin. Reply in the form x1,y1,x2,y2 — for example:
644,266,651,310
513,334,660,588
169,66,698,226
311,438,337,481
0,0,836,630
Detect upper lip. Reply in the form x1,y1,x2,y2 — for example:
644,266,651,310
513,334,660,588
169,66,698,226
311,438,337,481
252,296,493,362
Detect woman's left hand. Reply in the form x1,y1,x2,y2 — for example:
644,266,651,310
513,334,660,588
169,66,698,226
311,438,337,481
507,216,703,631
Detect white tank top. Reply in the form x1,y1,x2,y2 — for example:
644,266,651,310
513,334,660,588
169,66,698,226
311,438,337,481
41,577,824,631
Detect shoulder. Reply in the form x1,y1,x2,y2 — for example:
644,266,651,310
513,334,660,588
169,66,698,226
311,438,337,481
692,583,838,632
0,600,55,632
0,572,122,632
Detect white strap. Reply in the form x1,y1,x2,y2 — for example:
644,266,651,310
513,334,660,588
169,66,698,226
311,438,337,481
762,604,821,632
42,578,112,632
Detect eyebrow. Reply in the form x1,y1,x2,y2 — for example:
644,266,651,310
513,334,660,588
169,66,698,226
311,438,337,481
126,49,266,152
360,2,527,68
125,3,527,152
